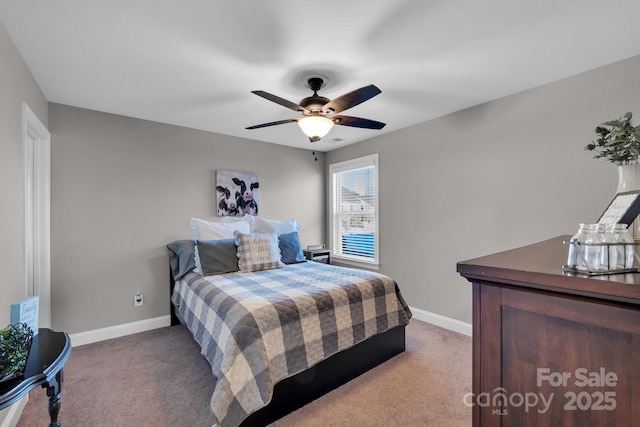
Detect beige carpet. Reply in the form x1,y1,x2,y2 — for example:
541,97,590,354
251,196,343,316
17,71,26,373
17,320,471,426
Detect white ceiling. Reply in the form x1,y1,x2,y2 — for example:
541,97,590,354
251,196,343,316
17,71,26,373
2,0,640,152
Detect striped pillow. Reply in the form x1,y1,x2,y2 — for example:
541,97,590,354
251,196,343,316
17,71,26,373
234,231,284,273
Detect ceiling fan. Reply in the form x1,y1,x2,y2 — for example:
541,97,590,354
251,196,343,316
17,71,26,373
246,77,386,142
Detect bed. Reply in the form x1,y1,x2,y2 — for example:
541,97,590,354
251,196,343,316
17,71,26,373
168,217,412,427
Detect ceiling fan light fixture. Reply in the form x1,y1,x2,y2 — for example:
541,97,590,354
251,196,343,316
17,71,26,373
297,115,334,140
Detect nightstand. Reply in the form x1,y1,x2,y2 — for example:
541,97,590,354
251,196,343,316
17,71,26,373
303,249,331,264
0,329,71,427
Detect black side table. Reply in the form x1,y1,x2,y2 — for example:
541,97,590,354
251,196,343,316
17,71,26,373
303,249,331,264
0,328,71,427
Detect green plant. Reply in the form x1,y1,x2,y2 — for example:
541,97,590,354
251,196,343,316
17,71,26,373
0,323,34,382
584,112,640,165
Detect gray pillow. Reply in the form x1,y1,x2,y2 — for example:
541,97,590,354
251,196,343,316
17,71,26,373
195,239,239,275
167,240,196,281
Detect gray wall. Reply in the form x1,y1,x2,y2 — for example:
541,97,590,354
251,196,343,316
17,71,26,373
0,22,48,424
49,104,325,333
0,23,48,324
4,12,640,333
327,55,640,323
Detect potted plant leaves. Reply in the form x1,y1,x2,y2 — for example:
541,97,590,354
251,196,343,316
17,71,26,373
584,112,640,165
0,323,34,383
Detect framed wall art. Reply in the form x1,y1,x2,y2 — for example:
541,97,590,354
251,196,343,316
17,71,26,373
216,170,260,216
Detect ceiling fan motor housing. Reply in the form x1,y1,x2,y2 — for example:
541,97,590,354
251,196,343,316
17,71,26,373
299,95,331,114
299,77,330,114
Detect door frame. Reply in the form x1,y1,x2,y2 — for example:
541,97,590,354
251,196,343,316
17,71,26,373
22,102,51,328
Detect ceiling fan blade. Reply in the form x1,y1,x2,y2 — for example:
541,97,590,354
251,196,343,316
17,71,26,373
322,85,382,114
245,118,298,129
251,90,308,113
333,115,386,129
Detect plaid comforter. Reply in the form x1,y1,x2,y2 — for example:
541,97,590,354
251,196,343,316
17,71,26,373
171,261,412,427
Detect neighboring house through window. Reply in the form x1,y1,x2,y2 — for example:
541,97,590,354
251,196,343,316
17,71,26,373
329,153,379,269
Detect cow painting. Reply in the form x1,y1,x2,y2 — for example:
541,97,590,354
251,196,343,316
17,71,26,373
216,170,260,216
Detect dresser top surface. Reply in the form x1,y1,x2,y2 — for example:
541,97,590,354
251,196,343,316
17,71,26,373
457,235,640,304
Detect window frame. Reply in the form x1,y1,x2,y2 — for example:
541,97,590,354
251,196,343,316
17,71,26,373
329,153,379,269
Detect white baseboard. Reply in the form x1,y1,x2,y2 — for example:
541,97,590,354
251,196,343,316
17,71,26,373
409,306,472,337
0,395,28,427
68,310,470,347
67,307,470,348
69,315,171,347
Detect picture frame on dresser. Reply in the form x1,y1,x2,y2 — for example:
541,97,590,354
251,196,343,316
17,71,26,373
597,189,640,225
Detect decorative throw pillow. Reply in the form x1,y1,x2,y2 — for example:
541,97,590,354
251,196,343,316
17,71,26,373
167,240,196,280
194,239,239,276
278,231,306,264
234,231,284,273
190,217,250,240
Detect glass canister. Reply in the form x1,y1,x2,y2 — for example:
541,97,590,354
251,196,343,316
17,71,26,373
604,224,635,270
604,224,621,270
583,224,604,271
567,224,590,269
618,224,636,269
594,224,610,271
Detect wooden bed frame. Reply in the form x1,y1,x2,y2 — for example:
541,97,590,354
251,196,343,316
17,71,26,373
169,269,406,426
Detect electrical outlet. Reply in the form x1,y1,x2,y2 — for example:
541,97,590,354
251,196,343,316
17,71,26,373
134,293,143,307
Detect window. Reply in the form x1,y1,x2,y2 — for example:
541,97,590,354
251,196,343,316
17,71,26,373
330,154,379,268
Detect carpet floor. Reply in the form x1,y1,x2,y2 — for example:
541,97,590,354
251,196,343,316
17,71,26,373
17,319,471,426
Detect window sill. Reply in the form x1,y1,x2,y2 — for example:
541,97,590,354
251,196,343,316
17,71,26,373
331,256,379,271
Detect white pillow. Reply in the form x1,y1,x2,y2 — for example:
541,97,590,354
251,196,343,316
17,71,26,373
250,216,275,233
221,216,300,234
221,214,257,233
190,217,250,240
264,218,300,234
234,231,284,273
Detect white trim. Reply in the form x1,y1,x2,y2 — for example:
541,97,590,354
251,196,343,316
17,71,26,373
409,306,472,337
0,395,28,427
22,103,51,328
64,309,470,347
66,309,470,346
329,153,380,267
331,256,380,271
69,316,171,347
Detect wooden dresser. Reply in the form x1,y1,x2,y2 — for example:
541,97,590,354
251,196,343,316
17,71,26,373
457,236,640,426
